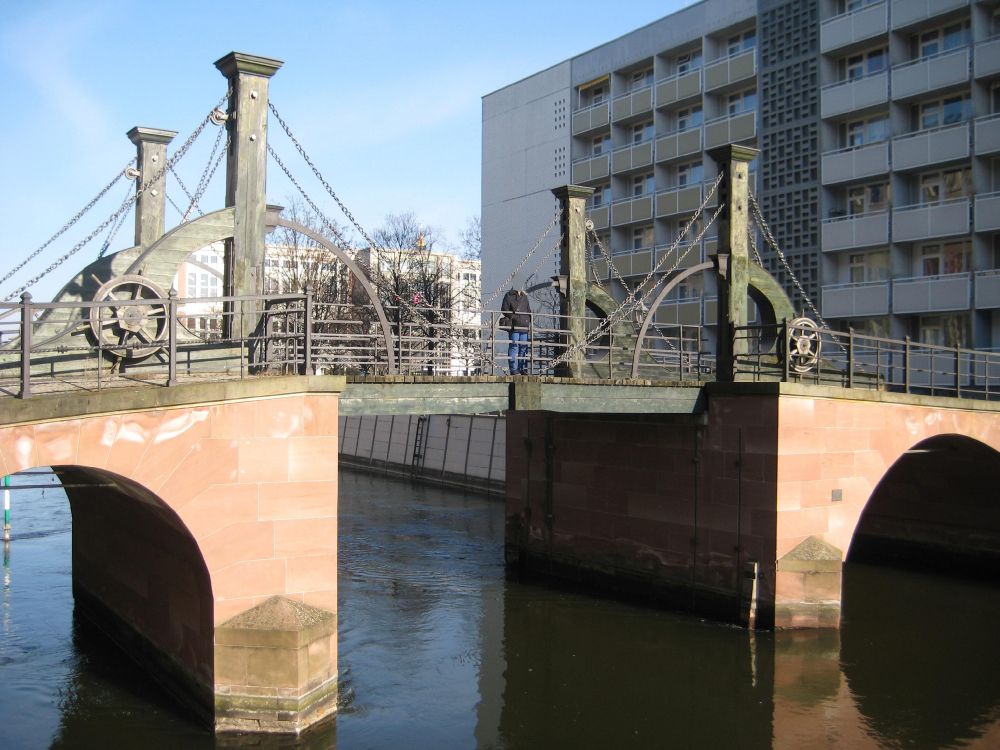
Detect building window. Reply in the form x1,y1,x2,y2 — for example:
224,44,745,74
592,133,611,155
579,81,608,108
843,0,880,12
842,47,886,81
914,22,970,59
677,106,703,131
590,184,610,207
918,314,969,348
633,173,654,196
919,168,971,204
632,120,654,144
676,50,703,74
631,68,653,90
726,30,756,56
632,225,654,251
916,95,971,130
848,250,889,283
677,161,704,187
841,114,889,147
727,89,757,116
919,241,969,276
846,182,889,215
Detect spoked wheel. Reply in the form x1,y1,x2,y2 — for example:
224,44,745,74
788,316,821,374
88,274,169,360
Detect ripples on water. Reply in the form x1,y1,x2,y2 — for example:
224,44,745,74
1,469,999,748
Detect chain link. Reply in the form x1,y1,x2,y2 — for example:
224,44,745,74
0,157,135,290
4,93,228,301
97,181,136,259
481,212,559,306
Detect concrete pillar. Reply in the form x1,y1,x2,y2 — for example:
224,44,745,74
214,52,283,335
127,127,177,250
551,185,594,378
708,145,758,382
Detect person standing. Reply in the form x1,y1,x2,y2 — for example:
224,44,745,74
500,288,531,375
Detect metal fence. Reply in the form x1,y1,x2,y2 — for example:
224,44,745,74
735,320,1000,400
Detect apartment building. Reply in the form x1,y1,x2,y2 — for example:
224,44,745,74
482,0,1000,350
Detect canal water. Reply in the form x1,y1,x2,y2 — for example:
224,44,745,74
2,469,1000,749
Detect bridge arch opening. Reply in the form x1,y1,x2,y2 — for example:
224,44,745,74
847,434,1000,578
4,464,215,727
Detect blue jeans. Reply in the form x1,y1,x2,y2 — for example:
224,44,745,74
508,331,529,374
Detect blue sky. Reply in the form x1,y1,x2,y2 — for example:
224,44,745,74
1,0,695,301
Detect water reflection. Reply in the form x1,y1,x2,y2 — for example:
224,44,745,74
2,469,1000,748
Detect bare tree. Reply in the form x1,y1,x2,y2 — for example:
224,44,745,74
459,215,481,261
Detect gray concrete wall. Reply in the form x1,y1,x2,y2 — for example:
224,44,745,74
339,413,506,494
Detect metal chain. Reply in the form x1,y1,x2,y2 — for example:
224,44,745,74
0,157,135,289
519,236,561,289
482,212,559,306
543,197,724,372
96,181,135,259
180,124,227,221
166,191,187,219
4,93,228,301
747,190,831,330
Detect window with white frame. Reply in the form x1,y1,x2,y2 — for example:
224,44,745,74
914,22,970,59
633,172,655,196
590,183,611,207
841,114,889,147
580,81,608,108
919,167,971,204
727,89,757,116
631,68,653,90
677,106,703,131
592,133,611,155
841,47,886,80
632,225,654,251
677,161,704,187
919,240,969,276
916,94,971,130
676,50,703,74
632,120,654,144
846,182,889,215
848,250,889,283
918,314,969,348
726,30,756,55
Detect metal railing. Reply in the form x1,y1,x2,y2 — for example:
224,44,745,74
0,291,709,398
735,320,1000,400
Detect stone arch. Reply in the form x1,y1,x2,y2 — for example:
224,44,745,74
0,385,342,730
847,433,1000,573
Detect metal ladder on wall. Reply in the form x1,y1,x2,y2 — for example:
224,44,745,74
410,415,428,476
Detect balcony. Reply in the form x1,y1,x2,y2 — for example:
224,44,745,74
975,192,1000,233
821,141,889,184
892,198,970,242
974,270,1000,309
611,141,654,174
610,195,654,227
703,49,756,92
891,47,969,101
891,121,969,171
820,71,888,118
572,101,610,135
612,86,654,122
571,153,610,184
655,239,713,271
655,128,702,163
821,280,890,318
587,204,610,232
610,248,653,278
974,113,1000,156
654,299,704,326
655,184,704,218
655,69,702,109
892,272,970,313
821,211,889,252
704,111,756,149
820,2,888,54
890,0,970,31
975,37,1000,79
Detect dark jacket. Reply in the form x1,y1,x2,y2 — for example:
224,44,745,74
500,289,531,332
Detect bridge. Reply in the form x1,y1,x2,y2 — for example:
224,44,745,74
1,51,999,737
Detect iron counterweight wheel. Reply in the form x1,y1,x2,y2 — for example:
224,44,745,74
88,274,169,360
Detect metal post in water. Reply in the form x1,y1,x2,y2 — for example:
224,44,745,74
3,475,10,542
